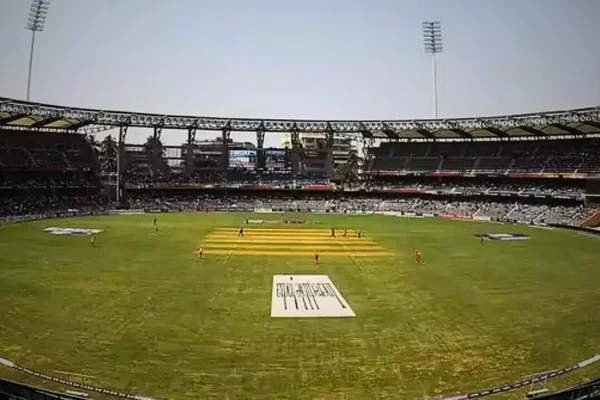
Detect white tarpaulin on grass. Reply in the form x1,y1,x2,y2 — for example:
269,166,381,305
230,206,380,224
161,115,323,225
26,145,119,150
271,275,355,318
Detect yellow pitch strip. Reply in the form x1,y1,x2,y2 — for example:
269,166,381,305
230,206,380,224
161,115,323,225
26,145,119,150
203,244,385,250
203,250,393,257
210,233,360,238
207,233,366,239
206,234,369,240
204,237,376,244
214,228,360,233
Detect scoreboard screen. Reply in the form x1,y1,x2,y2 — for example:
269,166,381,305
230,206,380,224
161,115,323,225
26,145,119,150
229,150,257,169
265,150,287,170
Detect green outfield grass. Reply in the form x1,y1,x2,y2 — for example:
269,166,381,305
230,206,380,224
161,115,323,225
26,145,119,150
0,212,599,400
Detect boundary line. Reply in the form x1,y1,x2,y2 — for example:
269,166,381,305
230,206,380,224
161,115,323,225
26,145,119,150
2,353,599,400
0,356,159,400
433,354,600,400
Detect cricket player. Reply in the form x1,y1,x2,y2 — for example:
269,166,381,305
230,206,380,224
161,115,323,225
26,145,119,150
197,247,204,259
415,249,423,264
314,250,320,265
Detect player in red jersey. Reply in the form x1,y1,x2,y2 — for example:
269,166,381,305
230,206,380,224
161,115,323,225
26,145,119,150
314,250,320,265
415,249,423,264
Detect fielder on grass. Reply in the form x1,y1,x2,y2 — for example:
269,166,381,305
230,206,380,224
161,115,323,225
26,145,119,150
415,249,423,264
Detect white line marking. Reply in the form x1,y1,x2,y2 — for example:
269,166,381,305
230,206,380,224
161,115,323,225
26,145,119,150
223,237,243,263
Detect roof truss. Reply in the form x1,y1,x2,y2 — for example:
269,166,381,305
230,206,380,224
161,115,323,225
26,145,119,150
0,97,599,139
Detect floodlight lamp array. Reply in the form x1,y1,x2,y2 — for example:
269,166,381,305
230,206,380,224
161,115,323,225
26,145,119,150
26,0,50,32
422,21,443,54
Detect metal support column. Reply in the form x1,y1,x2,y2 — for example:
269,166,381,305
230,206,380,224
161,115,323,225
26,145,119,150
186,127,197,175
221,127,231,173
325,124,335,179
290,125,301,177
256,128,265,177
152,126,162,176
116,125,128,204
153,125,162,142
363,138,375,178
256,129,265,150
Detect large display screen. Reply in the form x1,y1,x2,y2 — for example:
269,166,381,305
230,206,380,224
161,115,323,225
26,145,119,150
229,150,257,169
265,150,287,170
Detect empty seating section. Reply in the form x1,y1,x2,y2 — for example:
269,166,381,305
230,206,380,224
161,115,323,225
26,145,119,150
573,140,600,173
0,130,99,189
465,142,499,157
405,157,439,171
370,145,390,157
389,142,428,156
476,157,511,171
441,157,476,171
29,148,67,169
511,155,542,172
430,142,466,157
544,155,582,173
370,139,600,173
0,130,96,170
0,147,32,168
373,157,408,171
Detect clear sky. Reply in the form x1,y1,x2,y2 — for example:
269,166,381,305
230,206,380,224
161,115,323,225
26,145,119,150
1,0,599,147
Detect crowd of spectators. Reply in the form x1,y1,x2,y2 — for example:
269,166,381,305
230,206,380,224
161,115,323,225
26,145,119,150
1,129,597,228
0,192,110,220
1,184,596,227
0,171,100,189
360,180,584,198
126,171,331,187
124,193,597,227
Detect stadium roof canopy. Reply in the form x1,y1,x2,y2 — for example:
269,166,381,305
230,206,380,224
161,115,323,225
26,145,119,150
1,97,599,139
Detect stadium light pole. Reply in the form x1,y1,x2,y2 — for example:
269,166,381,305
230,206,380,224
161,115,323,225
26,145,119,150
25,0,50,101
422,21,443,119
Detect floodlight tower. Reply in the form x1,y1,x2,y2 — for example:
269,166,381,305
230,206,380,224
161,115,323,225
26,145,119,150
422,21,443,119
25,0,50,101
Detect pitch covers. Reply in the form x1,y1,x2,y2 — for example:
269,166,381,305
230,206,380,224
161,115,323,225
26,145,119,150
271,275,356,318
